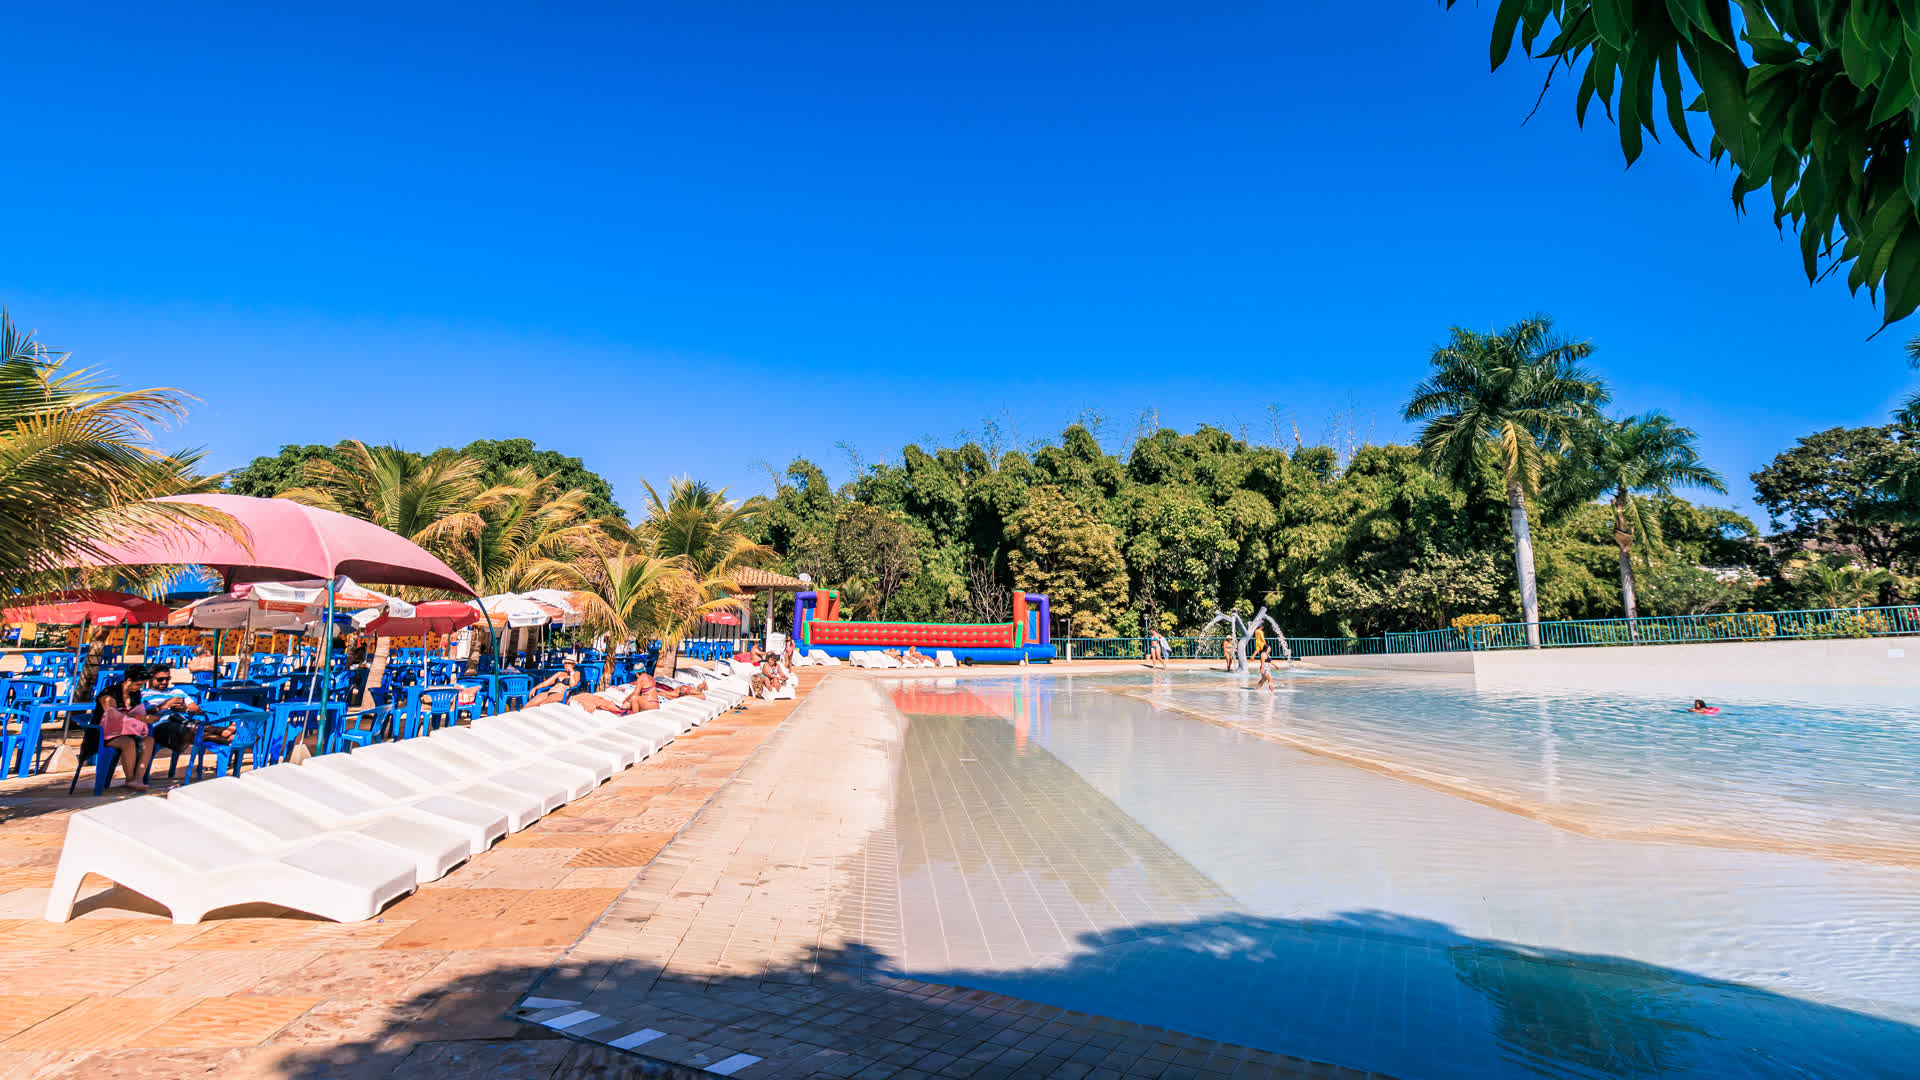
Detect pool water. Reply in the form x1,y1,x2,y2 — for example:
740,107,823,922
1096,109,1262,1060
881,671,1920,1079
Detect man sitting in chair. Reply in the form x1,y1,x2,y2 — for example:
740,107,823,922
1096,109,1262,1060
137,665,235,750
526,660,580,707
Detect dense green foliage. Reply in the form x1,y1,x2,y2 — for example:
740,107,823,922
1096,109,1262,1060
747,420,1775,638
1750,423,1920,571
1450,1,1920,328
227,437,622,519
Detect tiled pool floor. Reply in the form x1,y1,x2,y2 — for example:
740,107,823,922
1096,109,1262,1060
519,677,1381,1079
882,676,1919,1080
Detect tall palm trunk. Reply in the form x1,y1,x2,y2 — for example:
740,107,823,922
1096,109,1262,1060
1612,491,1638,642
1508,481,1542,648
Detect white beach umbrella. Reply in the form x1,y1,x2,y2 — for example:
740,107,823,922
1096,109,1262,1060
519,589,584,628
470,594,550,629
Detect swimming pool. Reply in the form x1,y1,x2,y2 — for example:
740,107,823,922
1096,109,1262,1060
881,670,1920,1079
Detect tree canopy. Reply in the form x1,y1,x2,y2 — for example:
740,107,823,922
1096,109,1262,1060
1451,1,1920,328
227,438,621,519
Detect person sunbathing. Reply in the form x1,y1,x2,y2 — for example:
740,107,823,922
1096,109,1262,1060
650,674,709,699
526,661,580,706
571,681,660,715
903,646,931,667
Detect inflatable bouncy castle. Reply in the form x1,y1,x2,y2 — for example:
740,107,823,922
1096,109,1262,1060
791,590,1056,663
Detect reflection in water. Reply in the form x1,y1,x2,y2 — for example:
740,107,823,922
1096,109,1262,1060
882,676,1920,1080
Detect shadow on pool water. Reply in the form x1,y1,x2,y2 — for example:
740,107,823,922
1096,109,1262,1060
251,906,1917,1080
905,907,1919,1079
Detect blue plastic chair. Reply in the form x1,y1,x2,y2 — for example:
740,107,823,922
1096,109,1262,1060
182,703,267,784
262,701,341,765
66,721,185,795
494,674,532,713
329,704,396,753
0,706,34,779
399,687,458,740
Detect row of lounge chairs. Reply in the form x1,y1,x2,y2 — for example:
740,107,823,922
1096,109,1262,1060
43,663,754,925
847,650,956,669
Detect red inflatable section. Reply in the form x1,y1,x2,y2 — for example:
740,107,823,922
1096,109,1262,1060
806,621,1017,649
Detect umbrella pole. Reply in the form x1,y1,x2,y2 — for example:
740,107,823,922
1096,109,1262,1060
311,579,334,704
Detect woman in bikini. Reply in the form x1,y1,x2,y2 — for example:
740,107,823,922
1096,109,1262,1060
526,660,580,707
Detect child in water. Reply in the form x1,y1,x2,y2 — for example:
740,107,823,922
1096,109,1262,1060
1690,699,1720,714
1255,653,1274,692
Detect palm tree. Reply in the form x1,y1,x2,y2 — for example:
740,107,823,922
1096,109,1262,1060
0,308,235,597
1790,554,1893,609
571,538,747,679
280,441,484,577
449,467,601,596
1564,412,1726,636
637,476,775,654
639,476,773,578
1404,315,1609,647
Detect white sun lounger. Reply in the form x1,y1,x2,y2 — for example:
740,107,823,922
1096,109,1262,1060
382,736,595,802
242,762,508,856
936,650,957,667
496,706,674,759
350,742,573,811
807,649,840,666
303,751,546,830
485,715,648,767
44,796,415,924
168,776,469,883
429,725,616,785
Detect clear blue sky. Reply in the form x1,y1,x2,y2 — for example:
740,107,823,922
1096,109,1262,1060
4,3,1912,522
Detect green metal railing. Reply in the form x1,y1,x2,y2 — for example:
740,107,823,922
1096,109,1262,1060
1056,603,1920,659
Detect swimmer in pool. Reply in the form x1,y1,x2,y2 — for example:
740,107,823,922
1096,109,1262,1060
1690,699,1720,714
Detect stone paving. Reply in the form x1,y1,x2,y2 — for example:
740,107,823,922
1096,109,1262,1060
0,671,822,1079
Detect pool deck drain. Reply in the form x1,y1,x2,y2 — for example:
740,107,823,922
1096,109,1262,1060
517,675,1388,1079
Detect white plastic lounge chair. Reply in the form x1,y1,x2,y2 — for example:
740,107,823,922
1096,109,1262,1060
371,737,591,802
243,762,508,856
168,776,469,883
352,741,574,810
808,649,840,666
303,751,545,830
936,650,957,667
499,706,673,759
430,725,617,784
44,796,414,925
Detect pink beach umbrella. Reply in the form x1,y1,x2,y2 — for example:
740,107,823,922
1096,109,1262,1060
63,494,483,675
69,494,474,593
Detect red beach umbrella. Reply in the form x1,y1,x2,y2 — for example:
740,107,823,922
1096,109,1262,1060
3,590,171,627
703,610,741,625
359,601,482,637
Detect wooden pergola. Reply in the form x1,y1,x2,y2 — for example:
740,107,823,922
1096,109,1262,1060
729,567,809,648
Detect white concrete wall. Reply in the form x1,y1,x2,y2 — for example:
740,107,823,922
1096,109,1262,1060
1297,652,1475,674
1302,636,1920,690
1471,635,1920,690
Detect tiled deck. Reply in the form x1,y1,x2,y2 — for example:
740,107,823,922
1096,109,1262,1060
0,672,821,1079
